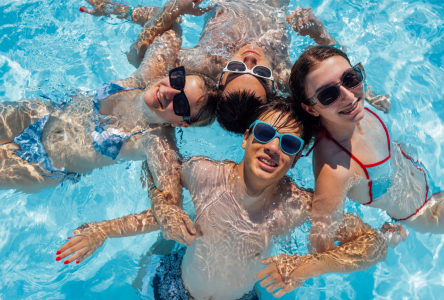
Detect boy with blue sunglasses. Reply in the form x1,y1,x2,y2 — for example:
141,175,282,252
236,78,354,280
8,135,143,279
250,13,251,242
56,100,404,298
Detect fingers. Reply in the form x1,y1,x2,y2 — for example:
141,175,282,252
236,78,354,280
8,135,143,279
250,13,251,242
301,8,309,25
256,264,274,281
308,8,315,19
259,272,281,288
260,257,274,265
199,5,215,14
56,236,83,256
266,281,286,293
63,248,89,265
76,250,93,264
183,216,196,236
273,283,300,298
79,6,96,15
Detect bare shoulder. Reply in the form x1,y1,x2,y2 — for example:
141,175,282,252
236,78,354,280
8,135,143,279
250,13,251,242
278,178,313,210
312,137,353,184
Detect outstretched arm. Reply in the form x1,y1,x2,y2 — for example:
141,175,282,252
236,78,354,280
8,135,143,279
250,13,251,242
55,208,160,265
257,214,388,298
127,0,214,68
80,0,160,26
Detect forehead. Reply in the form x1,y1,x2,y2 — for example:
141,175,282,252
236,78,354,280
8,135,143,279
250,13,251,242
306,56,352,93
258,111,302,136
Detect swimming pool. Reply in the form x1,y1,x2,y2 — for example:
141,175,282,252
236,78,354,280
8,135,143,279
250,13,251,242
1,0,444,299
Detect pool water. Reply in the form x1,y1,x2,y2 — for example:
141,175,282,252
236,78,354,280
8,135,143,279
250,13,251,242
1,0,444,299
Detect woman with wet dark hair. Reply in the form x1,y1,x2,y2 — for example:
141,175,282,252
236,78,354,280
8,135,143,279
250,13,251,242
289,46,442,255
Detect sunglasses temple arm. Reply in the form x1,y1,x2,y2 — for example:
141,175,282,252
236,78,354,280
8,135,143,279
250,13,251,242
216,72,225,89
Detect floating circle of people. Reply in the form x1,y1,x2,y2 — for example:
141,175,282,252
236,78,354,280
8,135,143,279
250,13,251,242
3,0,443,299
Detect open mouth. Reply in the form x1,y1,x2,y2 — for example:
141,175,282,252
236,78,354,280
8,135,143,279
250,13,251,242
339,98,361,114
155,89,163,109
258,157,278,167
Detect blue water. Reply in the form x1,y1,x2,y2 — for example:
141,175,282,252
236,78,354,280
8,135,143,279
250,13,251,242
1,0,444,299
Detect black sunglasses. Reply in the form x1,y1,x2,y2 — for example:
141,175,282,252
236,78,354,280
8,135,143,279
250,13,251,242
308,63,366,108
169,66,191,122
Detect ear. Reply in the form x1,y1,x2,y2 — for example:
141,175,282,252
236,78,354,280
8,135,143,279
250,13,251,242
171,122,190,128
242,129,250,149
290,152,302,169
301,103,320,117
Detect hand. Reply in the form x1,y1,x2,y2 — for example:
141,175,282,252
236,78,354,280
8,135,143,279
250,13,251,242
380,222,409,249
257,257,303,298
365,84,392,114
153,203,196,246
286,7,329,43
80,0,127,17
145,164,196,246
175,0,215,17
55,222,107,265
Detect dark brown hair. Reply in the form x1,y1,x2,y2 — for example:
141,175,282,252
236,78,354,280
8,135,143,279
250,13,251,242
289,46,351,141
189,73,221,127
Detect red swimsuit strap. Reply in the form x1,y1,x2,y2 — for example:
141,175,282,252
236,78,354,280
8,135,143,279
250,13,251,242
364,107,391,165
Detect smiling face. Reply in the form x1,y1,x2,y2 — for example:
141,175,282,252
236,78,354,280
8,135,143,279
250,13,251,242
304,56,365,126
241,111,302,185
144,75,205,125
219,44,273,102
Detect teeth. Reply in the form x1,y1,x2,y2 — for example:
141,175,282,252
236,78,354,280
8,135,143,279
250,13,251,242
341,101,358,114
259,158,277,167
157,91,162,108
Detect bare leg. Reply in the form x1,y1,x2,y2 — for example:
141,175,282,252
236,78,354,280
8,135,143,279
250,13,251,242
80,0,160,26
0,143,61,193
0,100,54,145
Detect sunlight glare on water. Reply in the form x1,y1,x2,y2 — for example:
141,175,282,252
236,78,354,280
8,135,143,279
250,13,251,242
1,0,444,299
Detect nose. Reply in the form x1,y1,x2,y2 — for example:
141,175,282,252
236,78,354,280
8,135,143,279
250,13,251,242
163,86,181,104
338,85,355,103
264,137,281,156
243,56,257,70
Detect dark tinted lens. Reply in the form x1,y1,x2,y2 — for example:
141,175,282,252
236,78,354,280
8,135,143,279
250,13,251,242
317,86,340,106
281,135,302,155
173,94,190,116
170,70,185,90
342,67,364,89
227,61,246,72
252,66,272,78
253,123,276,143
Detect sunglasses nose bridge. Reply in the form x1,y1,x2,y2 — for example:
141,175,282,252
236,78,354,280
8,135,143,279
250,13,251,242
263,136,282,155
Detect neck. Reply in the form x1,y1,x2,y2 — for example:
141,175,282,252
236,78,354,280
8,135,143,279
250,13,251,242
320,115,364,143
233,161,280,213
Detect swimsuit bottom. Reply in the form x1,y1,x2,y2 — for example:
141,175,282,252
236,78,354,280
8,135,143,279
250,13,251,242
150,247,259,300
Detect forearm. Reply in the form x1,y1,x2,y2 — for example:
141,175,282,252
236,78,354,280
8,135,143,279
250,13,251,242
128,0,182,65
92,209,160,239
312,30,337,46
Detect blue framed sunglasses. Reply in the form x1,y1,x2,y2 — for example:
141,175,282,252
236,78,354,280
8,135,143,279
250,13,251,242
249,120,304,155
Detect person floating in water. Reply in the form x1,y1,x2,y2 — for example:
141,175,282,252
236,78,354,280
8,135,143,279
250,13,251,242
0,0,221,193
55,100,405,299
286,46,443,256
81,0,391,113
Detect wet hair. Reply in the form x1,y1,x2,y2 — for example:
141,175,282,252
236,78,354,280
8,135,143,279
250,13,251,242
216,91,311,147
215,90,263,134
288,45,351,141
188,73,221,127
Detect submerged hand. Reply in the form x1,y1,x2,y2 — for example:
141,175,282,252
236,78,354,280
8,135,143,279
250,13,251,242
154,203,196,246
175,0,215,16
55,222,107,265
80,0,127,17
257,256,304,298
380,222,409,248
286,7,330,44
365,84,392,114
